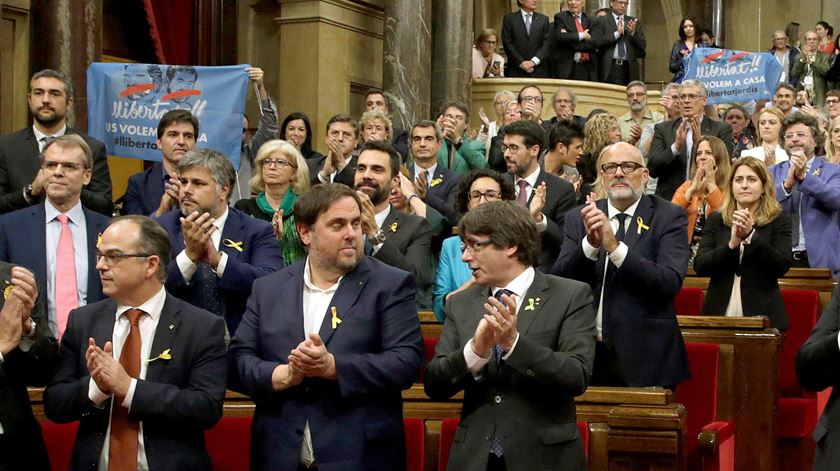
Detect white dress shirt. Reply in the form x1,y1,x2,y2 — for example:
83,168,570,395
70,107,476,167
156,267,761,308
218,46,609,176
176,207,230,281
33,124,67,152
45,200,89,337
520,10,541,65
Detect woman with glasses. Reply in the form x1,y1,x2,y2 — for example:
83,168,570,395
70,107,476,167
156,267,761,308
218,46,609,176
741,107,789,166
472,29,505,81
671,136,731,265
693,157,792,330
432,169,514,321
234,140,310,266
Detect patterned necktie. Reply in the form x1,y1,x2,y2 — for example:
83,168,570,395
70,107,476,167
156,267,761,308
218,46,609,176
516,180,529,207
489,288,515,458
575,15,590,61
109,308,144,471
616,17,627,59
55,214,78,340
198,264,223,316
525,13,532,35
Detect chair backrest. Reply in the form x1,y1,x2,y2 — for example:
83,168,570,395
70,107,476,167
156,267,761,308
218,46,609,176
577,422,590,460
404,417,425,471
780,289,820,397
420,336,439,382
205,416,252,471
674,287,704,316
676,342,720,470
439,418,459,471
40,419,78,471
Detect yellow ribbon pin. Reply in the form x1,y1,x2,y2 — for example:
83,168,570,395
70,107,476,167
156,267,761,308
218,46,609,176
430,178,443,187
96,233,103,248
636,217,650,235
223,239,244,252
146,348,172,364
3,284,13,300
525,298,536,311
331,306,342,329
389,222,399,233
814,168,822,176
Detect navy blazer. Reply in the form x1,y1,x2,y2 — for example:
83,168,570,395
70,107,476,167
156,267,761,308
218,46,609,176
44,294,227,471
123,162,168,216
553,195,690,387
409,164,460,225
157,206,282,334
502,9,553,78
229,256,424,471
0,203,109,319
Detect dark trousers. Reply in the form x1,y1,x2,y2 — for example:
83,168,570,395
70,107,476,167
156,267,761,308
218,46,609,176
604,60,630,85
590,341,628,387
791,250,810,268
487,453,507,471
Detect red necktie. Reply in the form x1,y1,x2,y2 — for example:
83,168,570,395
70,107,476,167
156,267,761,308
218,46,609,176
108,308,144,471
55,214,78,340
575,15,590,61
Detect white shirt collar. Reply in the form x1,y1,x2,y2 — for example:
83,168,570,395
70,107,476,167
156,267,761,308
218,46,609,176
613,12,622,22
303,256,342,293
516,164,542,188
115,286,167,322
33,124,67,144
213,206,230,233
416,163,437,180
521,9,534,20
374,204,392,231
493,266,535,300
44,199,84,225
607,195,643,219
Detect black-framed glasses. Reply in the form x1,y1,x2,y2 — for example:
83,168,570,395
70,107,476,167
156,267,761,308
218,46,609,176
468,190,501,201
460,239,493,253
96,251,152,265
262,158,295,169
601,162,644,175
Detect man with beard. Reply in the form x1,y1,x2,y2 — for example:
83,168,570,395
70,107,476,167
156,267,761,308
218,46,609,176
554,142,690,388
0,69,113,216
229,183,424,470
770,113,840,277
156,149,282,334
354,140,434,290
618,81,664,153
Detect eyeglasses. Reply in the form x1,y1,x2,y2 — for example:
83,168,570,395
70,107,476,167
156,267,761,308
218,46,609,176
460,239,493,253
96,251,152,265
679,93,702,102
826,98,840,105
262,158,295,169
42,160,85,172
520,96,544,103
468,190,501,201
601,162,644,175
783,132,811,140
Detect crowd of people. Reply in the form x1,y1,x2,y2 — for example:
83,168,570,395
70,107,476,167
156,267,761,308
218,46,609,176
2,2,840,470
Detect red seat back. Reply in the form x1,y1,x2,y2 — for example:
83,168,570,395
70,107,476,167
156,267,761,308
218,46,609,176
780,289,819,397
674,287,704,316
205,416,251,470
40,419,78,471
420,336,439,382
404,417,425,471
676,342,720,471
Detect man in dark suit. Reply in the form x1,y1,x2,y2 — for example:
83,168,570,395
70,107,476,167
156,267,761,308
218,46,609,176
229,183,424,470
554,142,690,388
407,120,460,226
551,0,598,81
355,140,434,290
364,89,410,161
308,114,359,188
591,0,646,85
0,263,56,471
541,88,588,135
122,110,198,217
425,201,595,471
501,0,552,78
796,284,840,471
502,120,576,273
0,69,112,216
648,80,734,200
156,149,282,335
44,215,227,470
0,135,110,340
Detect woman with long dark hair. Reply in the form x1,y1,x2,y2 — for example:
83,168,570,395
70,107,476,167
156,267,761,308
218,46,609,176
280,112,324,161
669,16,699,83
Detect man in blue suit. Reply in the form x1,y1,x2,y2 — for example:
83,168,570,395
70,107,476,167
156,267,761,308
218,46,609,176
554,142,689,388
156,149,282,334
407,120,460,226
0,135,109,340
770,113,840,277
229,183,424,471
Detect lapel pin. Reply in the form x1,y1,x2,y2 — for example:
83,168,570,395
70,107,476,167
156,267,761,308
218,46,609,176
223,239,244,252
146,348,172,364
636,216,650,235
3,282,13,300
168,323,175,330
525,298,536,311
331,306,342,330
96,233,103,248
429,177,443,187
389,222,399,233
814,167,822,176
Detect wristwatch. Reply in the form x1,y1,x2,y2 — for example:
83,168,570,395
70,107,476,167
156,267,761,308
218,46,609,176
371,229,387,245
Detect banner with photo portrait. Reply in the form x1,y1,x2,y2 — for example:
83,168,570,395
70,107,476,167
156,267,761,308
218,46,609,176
683,48,783,105
87,63,249,167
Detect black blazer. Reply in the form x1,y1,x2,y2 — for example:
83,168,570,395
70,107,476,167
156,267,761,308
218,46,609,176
409,164,460,226
551,11,598,80
123,162,168,216
306,154,356,188
590,10,646,82
502,10,553,78
648,117,734,201
693,212,793,330
375,207,434,289
0,127,113,216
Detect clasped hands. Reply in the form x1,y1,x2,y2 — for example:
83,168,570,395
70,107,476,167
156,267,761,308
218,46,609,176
0,267,38,356
581,193,620,253
784,151,808,192
728,208,754,249
86,338,132,398
471,293,518,358
272,333,336,391
180,211,222,269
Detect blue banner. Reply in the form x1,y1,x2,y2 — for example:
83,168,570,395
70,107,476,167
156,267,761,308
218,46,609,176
87,63,249,167
683,48,783,105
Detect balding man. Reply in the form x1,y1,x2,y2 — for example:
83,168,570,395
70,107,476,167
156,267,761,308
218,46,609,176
554,142,689,388
791,31,831,107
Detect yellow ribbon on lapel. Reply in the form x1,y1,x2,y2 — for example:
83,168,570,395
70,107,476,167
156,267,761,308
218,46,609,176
223,239,244,252
3,284,13,300
331,306,342,329
146,348,172,364
96,233,103,248
636,217,650,235
814,167,822,176
429,177,443,187
389,222,399,233
525,298,536,311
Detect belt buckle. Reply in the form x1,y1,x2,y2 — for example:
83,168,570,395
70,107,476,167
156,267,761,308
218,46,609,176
793,251,805,261
614,59,625,65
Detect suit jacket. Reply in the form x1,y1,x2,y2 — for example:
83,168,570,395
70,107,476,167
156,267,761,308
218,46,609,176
553,195,690,387
541,115,587,135
0,127,113,216
123,162,168,216
767,46,802,86
504,169,577,273
157,206,283,334
424,270,595,471
43,293,227,471
791,51,832,106
693,211,792,330
375,207,434,289
229,256,424,471
796,284,840,471
0,261,57,471
648,117,734,200
591,10,646,83
770,157,840,277
393,127,410,162
0,203,110,324
409,164,460,225
306,155,357,188
501,10,553,78
436,138,487,175
551,11,598,81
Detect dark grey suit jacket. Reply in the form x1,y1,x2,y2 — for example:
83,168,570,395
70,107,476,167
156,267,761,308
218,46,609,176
502,10,553,78
590,10,646,82
374,207,434,289
424,270,595,471
551,11,598,80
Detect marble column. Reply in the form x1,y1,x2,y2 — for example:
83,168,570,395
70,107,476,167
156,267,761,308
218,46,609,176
383,1,432,131
30,0,102,130
710,0,724,47
431,1,474,116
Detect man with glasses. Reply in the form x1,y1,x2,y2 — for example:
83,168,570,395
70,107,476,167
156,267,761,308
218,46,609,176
490,86,547,172
156,149,282,334
425,200,595,471
769,30,801,86
618,81,664,154
824,90,840,122
554,142,690,388
591,0,646,86
44,215,227,470
551,0,597,81
542,88,587,134
770,113,840,277
648,80,733,200
0,135,110,340
435,101,486,175
792,31,832,107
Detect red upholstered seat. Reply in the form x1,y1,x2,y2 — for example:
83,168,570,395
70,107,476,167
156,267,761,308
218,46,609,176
40,419,78,471
420,336,439,382
404,417,425,471
674,287,704,316
676,342,735,471
777,289,820,438
205,416,251,470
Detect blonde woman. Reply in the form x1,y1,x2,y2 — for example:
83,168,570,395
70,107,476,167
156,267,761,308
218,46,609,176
578,113,621,203
234,140,310,266
359,109,393,144
827,116,840,163
741,107,789,166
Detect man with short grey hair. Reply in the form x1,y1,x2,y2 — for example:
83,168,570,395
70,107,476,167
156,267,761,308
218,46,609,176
156,149,282,334
542,88,587,134
618,81,664,151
